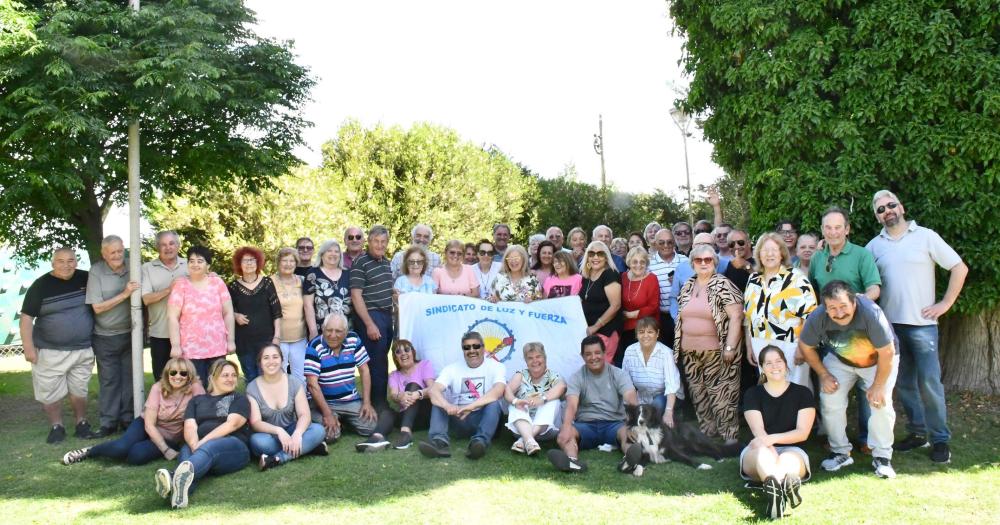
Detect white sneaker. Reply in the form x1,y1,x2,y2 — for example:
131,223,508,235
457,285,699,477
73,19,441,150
821,453,854,471
171,460,195,508
154,468,172,499
872,457,896,479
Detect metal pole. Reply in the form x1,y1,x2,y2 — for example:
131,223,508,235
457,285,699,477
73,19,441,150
128,0,144,415
598,115,606,188
682,132,693,226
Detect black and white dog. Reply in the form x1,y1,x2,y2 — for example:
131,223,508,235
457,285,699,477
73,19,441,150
619,403,741,476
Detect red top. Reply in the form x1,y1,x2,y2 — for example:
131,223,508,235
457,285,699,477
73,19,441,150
621,272,660,331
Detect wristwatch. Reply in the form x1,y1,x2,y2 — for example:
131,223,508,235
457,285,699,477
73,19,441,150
724,345,734,353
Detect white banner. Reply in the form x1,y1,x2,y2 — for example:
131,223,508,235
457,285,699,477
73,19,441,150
398,294,588,380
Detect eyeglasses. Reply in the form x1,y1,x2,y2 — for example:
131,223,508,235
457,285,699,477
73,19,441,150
297,245,314,251
586,251,606,258
728,239,747,248
778,229,797,236
462,343,483,350
407,259,425,266
656,240,675,246
876,202,899,214
447,250,463,256
393,346,412,355
168,370,189,377
478,249,494,256
692,257,714,265
241,258,257,264
346,234,363,241
825,254,837,273
674,230,691,236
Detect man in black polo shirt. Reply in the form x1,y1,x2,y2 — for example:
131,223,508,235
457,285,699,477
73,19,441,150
19,247,101,443
350,225,394,408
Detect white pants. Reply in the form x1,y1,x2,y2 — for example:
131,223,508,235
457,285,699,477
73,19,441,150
752,338,812,392
505,399,561,435
820,354,899,459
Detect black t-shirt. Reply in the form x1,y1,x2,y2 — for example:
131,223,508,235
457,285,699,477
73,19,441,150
580,268,623,337
20,270,94,350
741,383,815,445
183,392,252,444
722,258,754,295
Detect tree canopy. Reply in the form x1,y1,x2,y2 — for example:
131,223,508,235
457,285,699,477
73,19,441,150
670,0,1000,314
0,0,314,262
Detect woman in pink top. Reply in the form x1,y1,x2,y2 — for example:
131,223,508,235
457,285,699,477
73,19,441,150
543,251,582,298
433,240,479,297
61,357,205,465
358,339,436,451
167,246,236,385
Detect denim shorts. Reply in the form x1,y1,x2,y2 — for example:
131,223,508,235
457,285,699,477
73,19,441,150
573,420,623,450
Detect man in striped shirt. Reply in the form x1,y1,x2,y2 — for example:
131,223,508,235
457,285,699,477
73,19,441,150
350,225,394,409
305,313,377,440
648,228,688,346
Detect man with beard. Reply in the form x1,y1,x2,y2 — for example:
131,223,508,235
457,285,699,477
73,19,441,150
866,190,967,464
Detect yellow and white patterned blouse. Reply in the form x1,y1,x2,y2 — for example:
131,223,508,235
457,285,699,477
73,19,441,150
744,266,817,341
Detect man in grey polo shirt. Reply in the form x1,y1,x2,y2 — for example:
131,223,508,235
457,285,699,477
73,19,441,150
866,189,967,464
141,230,188,382
20,247,100,443
86,235,140,436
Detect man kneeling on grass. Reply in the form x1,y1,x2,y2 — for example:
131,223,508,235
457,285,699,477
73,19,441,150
418,331,505,460
549,335,637,472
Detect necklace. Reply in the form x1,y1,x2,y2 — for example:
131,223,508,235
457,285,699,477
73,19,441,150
240,274,260,286
446,264,463,282
626,273,645,301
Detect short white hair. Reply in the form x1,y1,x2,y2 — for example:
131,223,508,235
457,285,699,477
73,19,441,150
872,189,900,213
101,235,124,248
592,224,612,237
411,224,433,240
322,311,348,329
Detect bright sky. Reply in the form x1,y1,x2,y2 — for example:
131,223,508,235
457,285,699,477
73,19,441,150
106,0,726,238
245,0,725,195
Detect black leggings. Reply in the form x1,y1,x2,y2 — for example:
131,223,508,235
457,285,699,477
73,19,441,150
374,382,430,436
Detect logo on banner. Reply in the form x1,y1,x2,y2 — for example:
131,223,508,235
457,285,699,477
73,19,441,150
467,318,516,363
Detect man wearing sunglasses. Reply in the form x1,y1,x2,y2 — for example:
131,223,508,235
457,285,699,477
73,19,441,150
865,190,967,464
672,222,694,256
390,224,441,279
294,237,314,276
809,206,881,453
721,230,754,292
649,228,688,345
342,227,365,269
419,332,506,460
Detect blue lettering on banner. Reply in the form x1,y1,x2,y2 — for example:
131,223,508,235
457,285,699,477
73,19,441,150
424,304,478,317
422,302,567,325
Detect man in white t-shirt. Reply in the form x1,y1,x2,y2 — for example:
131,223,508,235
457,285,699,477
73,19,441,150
418,332,506,460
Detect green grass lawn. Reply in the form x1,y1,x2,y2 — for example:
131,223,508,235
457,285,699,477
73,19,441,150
0,356,998,524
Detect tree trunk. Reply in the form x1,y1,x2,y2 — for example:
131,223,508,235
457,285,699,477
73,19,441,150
938,308,1000,394
76,205,105,264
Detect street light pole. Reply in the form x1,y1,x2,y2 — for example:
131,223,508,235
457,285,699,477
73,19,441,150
593,114,606,188
127,0,145,415
669,107,694,226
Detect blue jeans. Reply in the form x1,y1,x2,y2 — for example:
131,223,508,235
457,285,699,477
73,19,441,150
573,420,624,450
88,417,176,465
190,357,226,388
354,310,393,408
428,400,501,446
249,422,326,463
894,324,950,444
177,436,249,495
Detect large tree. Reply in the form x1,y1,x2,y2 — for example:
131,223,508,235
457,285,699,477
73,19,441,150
0,0,314,262
670,0,1000,392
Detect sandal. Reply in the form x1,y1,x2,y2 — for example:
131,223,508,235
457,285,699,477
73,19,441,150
525,440,541,456
511,438,526,454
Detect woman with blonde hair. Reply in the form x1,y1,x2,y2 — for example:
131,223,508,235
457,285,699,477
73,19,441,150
63,358,205,465
433,240,479,296
619,246,660,364
154,360,252,509
579,241,622,363
567,227,588,263
490,244,542,303
272,247,316,382
504,342,566,455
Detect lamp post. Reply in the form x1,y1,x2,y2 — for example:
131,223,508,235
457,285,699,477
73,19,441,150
127,0,145,414
669,107,694,225
593,114,606,188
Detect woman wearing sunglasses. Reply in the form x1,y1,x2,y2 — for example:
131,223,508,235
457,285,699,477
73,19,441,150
675,243,744,446
579,241,622,363
472,239,502,300
357,339,436,451
62,358,204,465
433,239,479,297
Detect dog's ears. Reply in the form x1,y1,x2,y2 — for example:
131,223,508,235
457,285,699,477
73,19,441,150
625,403,639,419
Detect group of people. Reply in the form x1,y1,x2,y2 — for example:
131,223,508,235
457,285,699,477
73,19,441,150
19,188,966,516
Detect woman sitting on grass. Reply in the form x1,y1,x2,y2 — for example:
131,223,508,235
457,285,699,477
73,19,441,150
504,342,565,456
62,358,205,466
355,339,436,452
740,345,816,520
154,359,252,509
248,344,328,470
